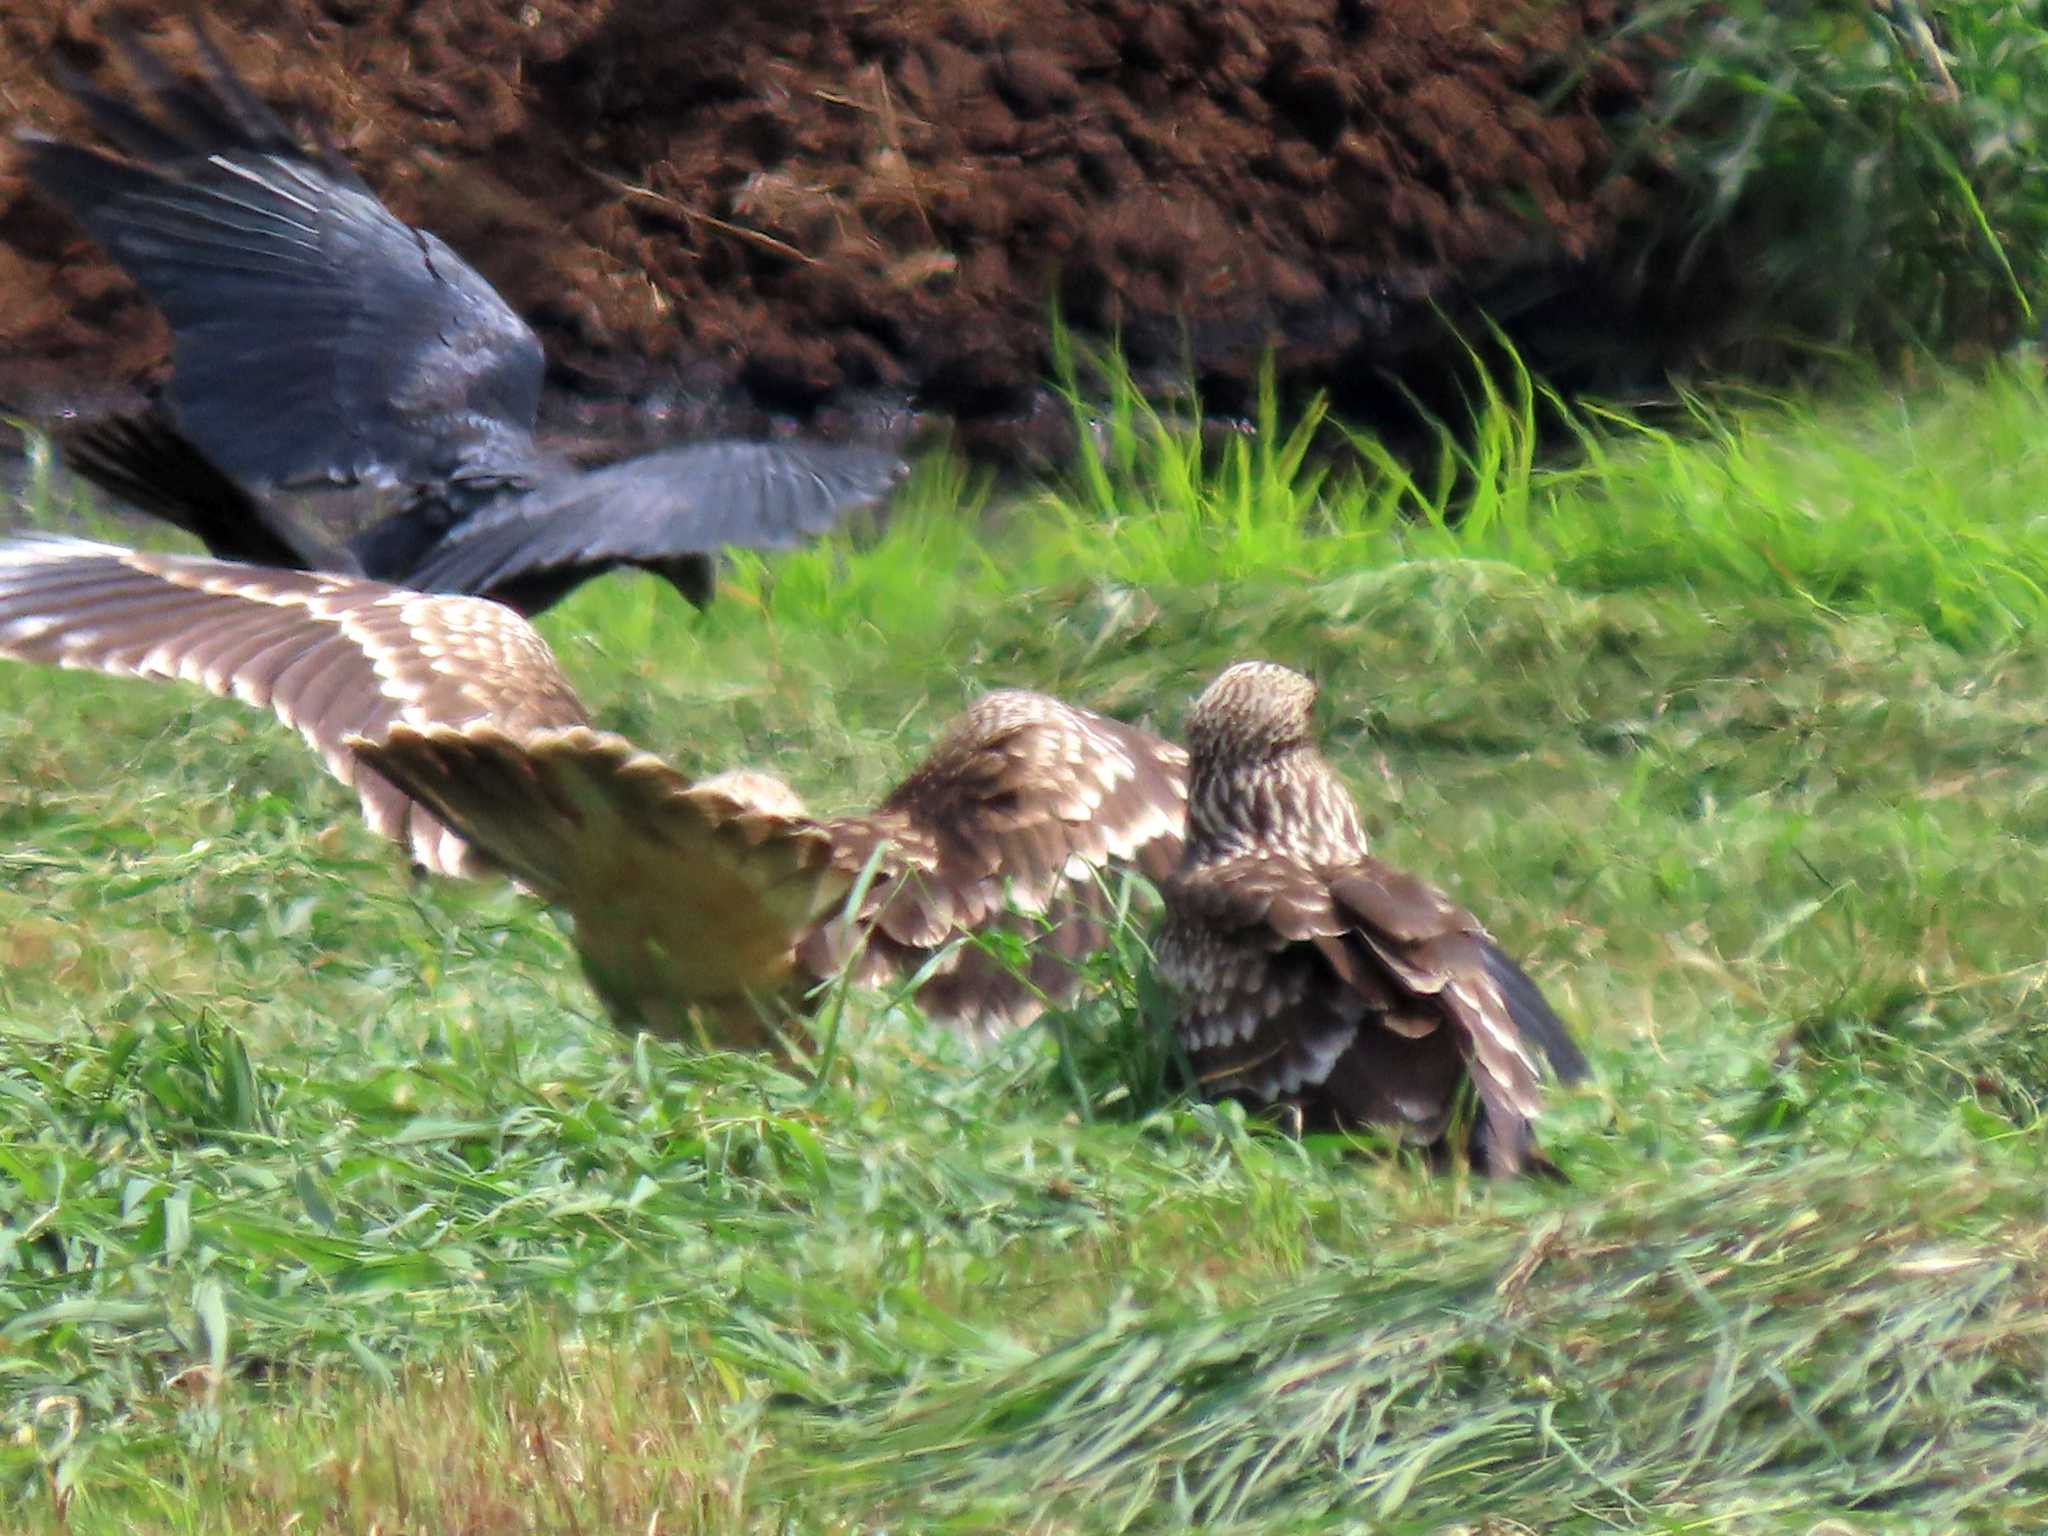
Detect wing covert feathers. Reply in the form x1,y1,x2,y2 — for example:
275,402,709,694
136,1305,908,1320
818,689,1188,1032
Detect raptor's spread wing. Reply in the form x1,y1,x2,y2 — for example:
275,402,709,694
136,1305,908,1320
1329,859,1582,1171
20,22,548,498
359,692,1183,1041
801,690,1189,1034
399,440,910,608
0,535,587,878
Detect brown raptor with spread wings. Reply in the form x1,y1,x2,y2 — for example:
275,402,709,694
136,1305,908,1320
0,535,1186,1045
1155,661,1588,1175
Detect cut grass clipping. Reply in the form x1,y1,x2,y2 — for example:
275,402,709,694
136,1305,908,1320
7,356,2048,1529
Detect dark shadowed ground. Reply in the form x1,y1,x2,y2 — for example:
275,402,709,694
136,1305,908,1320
0,0,1653,460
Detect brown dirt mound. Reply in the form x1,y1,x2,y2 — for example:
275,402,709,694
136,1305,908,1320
0,0,1648,456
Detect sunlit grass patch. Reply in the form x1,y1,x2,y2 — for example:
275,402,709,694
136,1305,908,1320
17,1326,773,1534
1028,337,2048,649
8,360,2048,1526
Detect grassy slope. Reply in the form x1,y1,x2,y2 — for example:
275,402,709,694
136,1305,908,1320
5,363,2048,1531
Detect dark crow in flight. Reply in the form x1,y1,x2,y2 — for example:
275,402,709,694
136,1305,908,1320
19,23,907,616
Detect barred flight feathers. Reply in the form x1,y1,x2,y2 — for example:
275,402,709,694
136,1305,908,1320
0,534,587,879
0,536,1183,1043
1159,660,1588,1176
357,691,1189,1043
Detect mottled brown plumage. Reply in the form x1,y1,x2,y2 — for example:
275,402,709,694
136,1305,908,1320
0,535,1187,1045
357,693,1187,1044
1156,661,1588,1175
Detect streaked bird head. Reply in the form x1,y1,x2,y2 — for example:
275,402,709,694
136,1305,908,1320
1182,660,1365,865
1185,661,1319,766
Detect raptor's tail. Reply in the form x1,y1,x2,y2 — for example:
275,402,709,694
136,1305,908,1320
351,723,854,1036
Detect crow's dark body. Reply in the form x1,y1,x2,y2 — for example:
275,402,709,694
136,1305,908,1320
23,24,905,616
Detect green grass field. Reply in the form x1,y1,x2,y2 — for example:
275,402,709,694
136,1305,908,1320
7,357,2048,1531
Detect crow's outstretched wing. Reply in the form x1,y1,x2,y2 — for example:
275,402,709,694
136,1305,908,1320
0,535,587,879
400,440,911,607
20,23,550,498
57,410,357,573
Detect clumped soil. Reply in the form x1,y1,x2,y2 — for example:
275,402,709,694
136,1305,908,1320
0,0,1649,456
